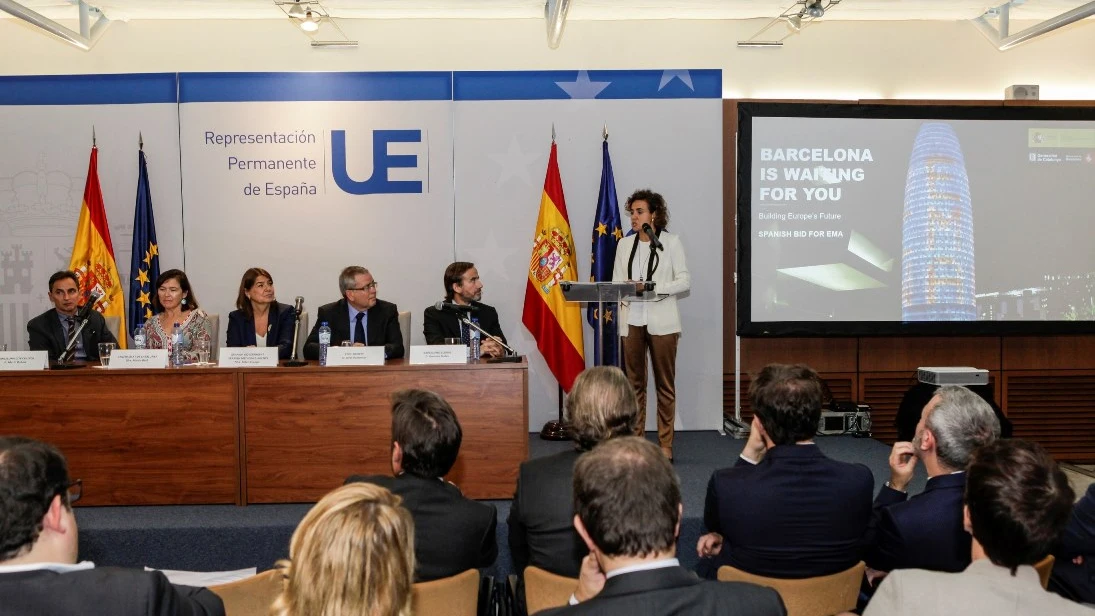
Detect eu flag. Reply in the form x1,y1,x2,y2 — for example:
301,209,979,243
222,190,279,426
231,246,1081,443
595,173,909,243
128,148,160,337
587,138,624,366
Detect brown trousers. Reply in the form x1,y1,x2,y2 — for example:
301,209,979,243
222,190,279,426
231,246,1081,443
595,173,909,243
623,324,679,450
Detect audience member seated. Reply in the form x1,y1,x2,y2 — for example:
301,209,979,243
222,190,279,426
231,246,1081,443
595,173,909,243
143,268,211,364
895,380,1011,441
225,267,296,359
271,482,414,616
304,265,404,360
345,389,496,581
509,366,640,578
0,436,224,616
538,437,786,616
27,269,117,362
697,363,874,579
1050,483,1095,604
423,261,507,358
865,385,1000,580
860,439,1090,615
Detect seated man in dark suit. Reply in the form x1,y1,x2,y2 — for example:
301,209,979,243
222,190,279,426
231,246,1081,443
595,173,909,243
509,365,640,578
422,261,507,357
865,385,1000,580
861,439,1088,615
1050,483,1095,604
27,270,118,362
303,265,404,360
698,363,874,579
539,437,786,616
345,389,497,581
0,436,224,616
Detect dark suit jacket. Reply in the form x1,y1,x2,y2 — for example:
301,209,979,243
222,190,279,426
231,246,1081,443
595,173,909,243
704,444,874,578
225,302,297,359
1051,483,1095,603
345,472,497,582
423,302,506,346
303,298,404,360
0,567,224,616
865,472,970,573
27,307,118,361
537,565,786,616
508,448,585,577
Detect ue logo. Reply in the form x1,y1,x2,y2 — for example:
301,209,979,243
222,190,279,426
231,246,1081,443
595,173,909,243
331,129,422,195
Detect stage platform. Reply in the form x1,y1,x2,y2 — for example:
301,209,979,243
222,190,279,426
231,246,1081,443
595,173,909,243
76,431,923,579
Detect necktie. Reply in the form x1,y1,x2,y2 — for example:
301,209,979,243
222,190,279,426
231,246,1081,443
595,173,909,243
354,312,366,346
459,319,469,346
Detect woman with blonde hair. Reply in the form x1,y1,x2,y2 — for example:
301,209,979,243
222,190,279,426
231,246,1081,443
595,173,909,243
271,483,415,616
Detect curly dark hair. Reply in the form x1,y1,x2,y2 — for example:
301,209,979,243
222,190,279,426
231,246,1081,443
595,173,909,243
0,437,71,562
750,363,824,445
625,189,670,230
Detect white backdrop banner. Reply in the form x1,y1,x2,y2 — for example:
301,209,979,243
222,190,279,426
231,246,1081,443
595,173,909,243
0,74,183,350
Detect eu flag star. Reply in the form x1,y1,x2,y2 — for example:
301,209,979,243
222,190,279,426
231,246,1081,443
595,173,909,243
604,309,613,322
148,242,158,258
137,290,151,306
596,222,608,236
612,227,623,241
136,269,150,286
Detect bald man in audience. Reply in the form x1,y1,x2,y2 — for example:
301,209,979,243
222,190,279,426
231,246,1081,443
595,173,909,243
0,436,224,616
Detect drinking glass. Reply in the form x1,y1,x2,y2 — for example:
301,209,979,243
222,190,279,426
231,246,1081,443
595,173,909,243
97,342,115,367
340,341,353,347
195,338,210,365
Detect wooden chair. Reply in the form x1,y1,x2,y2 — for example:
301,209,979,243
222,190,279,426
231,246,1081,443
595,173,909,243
717,561,865,616
412,568,480,616
524,566,577,615
1034,554,1056,590
209,569,284,616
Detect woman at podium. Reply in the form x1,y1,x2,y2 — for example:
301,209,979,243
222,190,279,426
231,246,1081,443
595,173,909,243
611,189,691,460
226,267,296,359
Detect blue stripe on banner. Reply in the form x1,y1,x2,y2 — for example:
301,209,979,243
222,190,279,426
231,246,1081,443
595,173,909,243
453,70,721,101
178,72,453,102
0,73,177,105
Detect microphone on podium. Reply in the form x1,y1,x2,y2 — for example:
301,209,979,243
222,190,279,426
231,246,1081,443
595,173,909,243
286,296,308,367
435,301,479,313
641,223,664,250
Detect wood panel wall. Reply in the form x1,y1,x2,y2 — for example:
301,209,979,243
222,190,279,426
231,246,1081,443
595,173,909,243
723,99,1095,462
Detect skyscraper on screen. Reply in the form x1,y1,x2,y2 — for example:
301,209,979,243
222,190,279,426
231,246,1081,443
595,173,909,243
901,122,976,321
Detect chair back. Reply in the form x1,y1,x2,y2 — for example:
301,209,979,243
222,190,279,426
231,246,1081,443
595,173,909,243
202,313,220,361
104,315,121,342
412,569,479,616
398,310,411,355
524,566,577,615
1034,554,1055,589
717,561,865,616
209,569,284,616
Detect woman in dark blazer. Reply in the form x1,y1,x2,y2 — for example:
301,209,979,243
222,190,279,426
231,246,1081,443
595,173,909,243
226,267,296,359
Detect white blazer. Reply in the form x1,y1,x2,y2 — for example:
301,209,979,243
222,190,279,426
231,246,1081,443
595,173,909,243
612,231,690,336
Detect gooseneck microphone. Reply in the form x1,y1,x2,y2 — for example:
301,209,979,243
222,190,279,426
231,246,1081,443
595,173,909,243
641,223,664,250
286,296,308,366
435,301,479,313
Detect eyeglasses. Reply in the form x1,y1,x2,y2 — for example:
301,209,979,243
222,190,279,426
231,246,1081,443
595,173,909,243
349,282,379,291
65,479,82,504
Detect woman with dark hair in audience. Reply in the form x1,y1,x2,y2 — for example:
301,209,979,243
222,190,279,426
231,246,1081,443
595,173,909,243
144,268,211,364
225,267,296,359
271,483,415,616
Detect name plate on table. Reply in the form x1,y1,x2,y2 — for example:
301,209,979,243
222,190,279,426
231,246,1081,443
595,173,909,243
326,346,384,366
410,345,467,365
0,351,48,370
109,349,169,369
218,347,278,368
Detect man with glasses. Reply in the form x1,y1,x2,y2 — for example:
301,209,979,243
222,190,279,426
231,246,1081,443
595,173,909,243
0,436,224,615
304,265,405,360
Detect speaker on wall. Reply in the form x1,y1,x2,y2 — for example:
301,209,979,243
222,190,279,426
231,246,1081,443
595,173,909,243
1005,84,1040,100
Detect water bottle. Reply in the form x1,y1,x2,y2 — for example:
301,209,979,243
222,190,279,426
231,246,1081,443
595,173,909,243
469,317,481,361
133,325,146,350
170,322,183,367
318,321,332,366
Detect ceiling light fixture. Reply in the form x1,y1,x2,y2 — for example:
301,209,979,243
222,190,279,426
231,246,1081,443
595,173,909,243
805,0,825,19
737,0,842,48
286,0,306,18
273,0,356,47
299,9,319,32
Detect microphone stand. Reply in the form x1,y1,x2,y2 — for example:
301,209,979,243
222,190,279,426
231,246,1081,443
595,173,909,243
457,314,520,362
285,304,308,367
56,311,93,368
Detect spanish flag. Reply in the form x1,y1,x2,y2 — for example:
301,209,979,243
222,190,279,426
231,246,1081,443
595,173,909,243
69,146,127,347
522,140,585,392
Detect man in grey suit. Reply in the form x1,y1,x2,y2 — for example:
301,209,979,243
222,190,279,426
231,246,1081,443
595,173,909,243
539,437,786,616
27,270,117,362
861,439,1090,616
0,436,223,616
